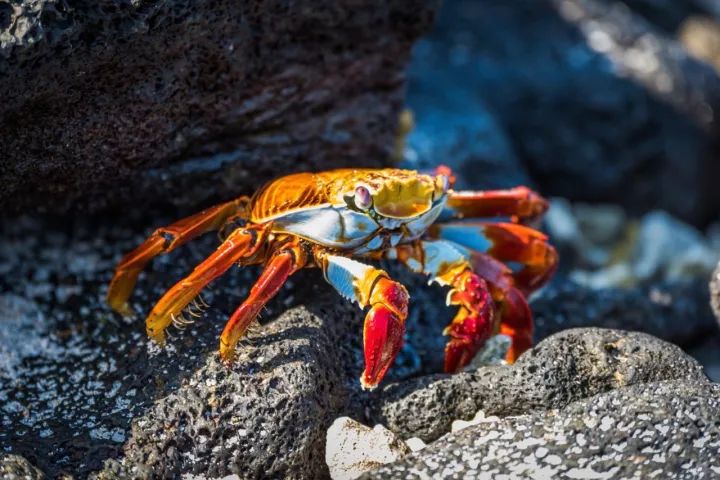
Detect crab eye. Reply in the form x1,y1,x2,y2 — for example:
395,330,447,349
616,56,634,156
435,175,449,197
354,185,372,211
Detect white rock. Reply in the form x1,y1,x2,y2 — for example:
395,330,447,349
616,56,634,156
451,410,501,433
405,437,427,452
326,417,410,480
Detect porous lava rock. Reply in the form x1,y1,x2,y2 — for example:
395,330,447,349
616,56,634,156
0,0,438,214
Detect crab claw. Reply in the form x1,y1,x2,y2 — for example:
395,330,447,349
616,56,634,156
443,270,495,373
361,277,409,390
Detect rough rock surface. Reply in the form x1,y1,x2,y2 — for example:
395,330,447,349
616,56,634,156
326,417,409,480
0,454,45,480
365,380,720,479
0,0,437,214
367,328,707,443
404,0,720,225
0,215,364,478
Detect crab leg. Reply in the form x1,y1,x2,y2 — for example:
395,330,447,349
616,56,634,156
429,222,558,294
219,238,308,362
145,224,268,344
468,251,533,363
445,187,549,224
389,240,496,373
108,197,249,315
316,251,409,390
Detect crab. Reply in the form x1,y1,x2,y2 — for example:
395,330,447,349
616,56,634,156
107,166,558,389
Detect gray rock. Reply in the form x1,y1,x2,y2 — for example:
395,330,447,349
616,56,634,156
711,260,720,324
633,211,718,282
0,0,437,214
0,216,364,478
96,302,364,479
365,380,720,479
409,0,720,225
367,328,707,442
0,455,45,480
532,279,718,347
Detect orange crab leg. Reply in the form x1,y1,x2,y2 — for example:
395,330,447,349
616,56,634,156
390,240,496,374
317,252,409,390
146,225,268,344
429,222,558,295
445,187,549,224
219,238,308,362
108,197,249,315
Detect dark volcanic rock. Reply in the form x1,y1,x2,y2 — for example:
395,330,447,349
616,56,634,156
407,0,720,225
0,215,366,478
96,303,363,479
532,279,719,346
0,0,437,214
366,380,720,479
368,328,707,442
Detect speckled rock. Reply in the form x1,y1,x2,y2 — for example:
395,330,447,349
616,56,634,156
0,455,45,480
367,328,707,442
0,215,365,478
95,303,364,479
0,0,437,214
364,380,720,479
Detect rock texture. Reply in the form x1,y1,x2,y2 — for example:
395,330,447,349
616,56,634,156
367,328,707,443
0,0,437,214
326,417,409,480
403,0,720,225
365,380,720,479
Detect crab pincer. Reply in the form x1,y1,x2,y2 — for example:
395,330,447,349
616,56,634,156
361,277,409,389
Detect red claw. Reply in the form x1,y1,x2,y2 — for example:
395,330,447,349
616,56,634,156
443,271,495,373
361,277,409,390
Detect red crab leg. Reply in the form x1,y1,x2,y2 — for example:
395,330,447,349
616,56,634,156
108,197,249,315
316,252,409,390
469,251,533,363
219,238,308,362
146,224,268,344
429,222,559,295
390,240,496,374
445,187,549,224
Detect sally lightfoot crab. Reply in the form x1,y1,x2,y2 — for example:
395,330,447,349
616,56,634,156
107,167,558,389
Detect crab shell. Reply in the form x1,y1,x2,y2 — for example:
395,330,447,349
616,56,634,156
248,169,450,249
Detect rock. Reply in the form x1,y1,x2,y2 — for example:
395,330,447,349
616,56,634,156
96,302,364,479
632,211,719,282
0,0,438,214
365,380,720,479
367,328,707,442
0,216,368,478
326,417,410,480
409,0,720,225
0,455,45,480
532,279,718,346
710,260,720,324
